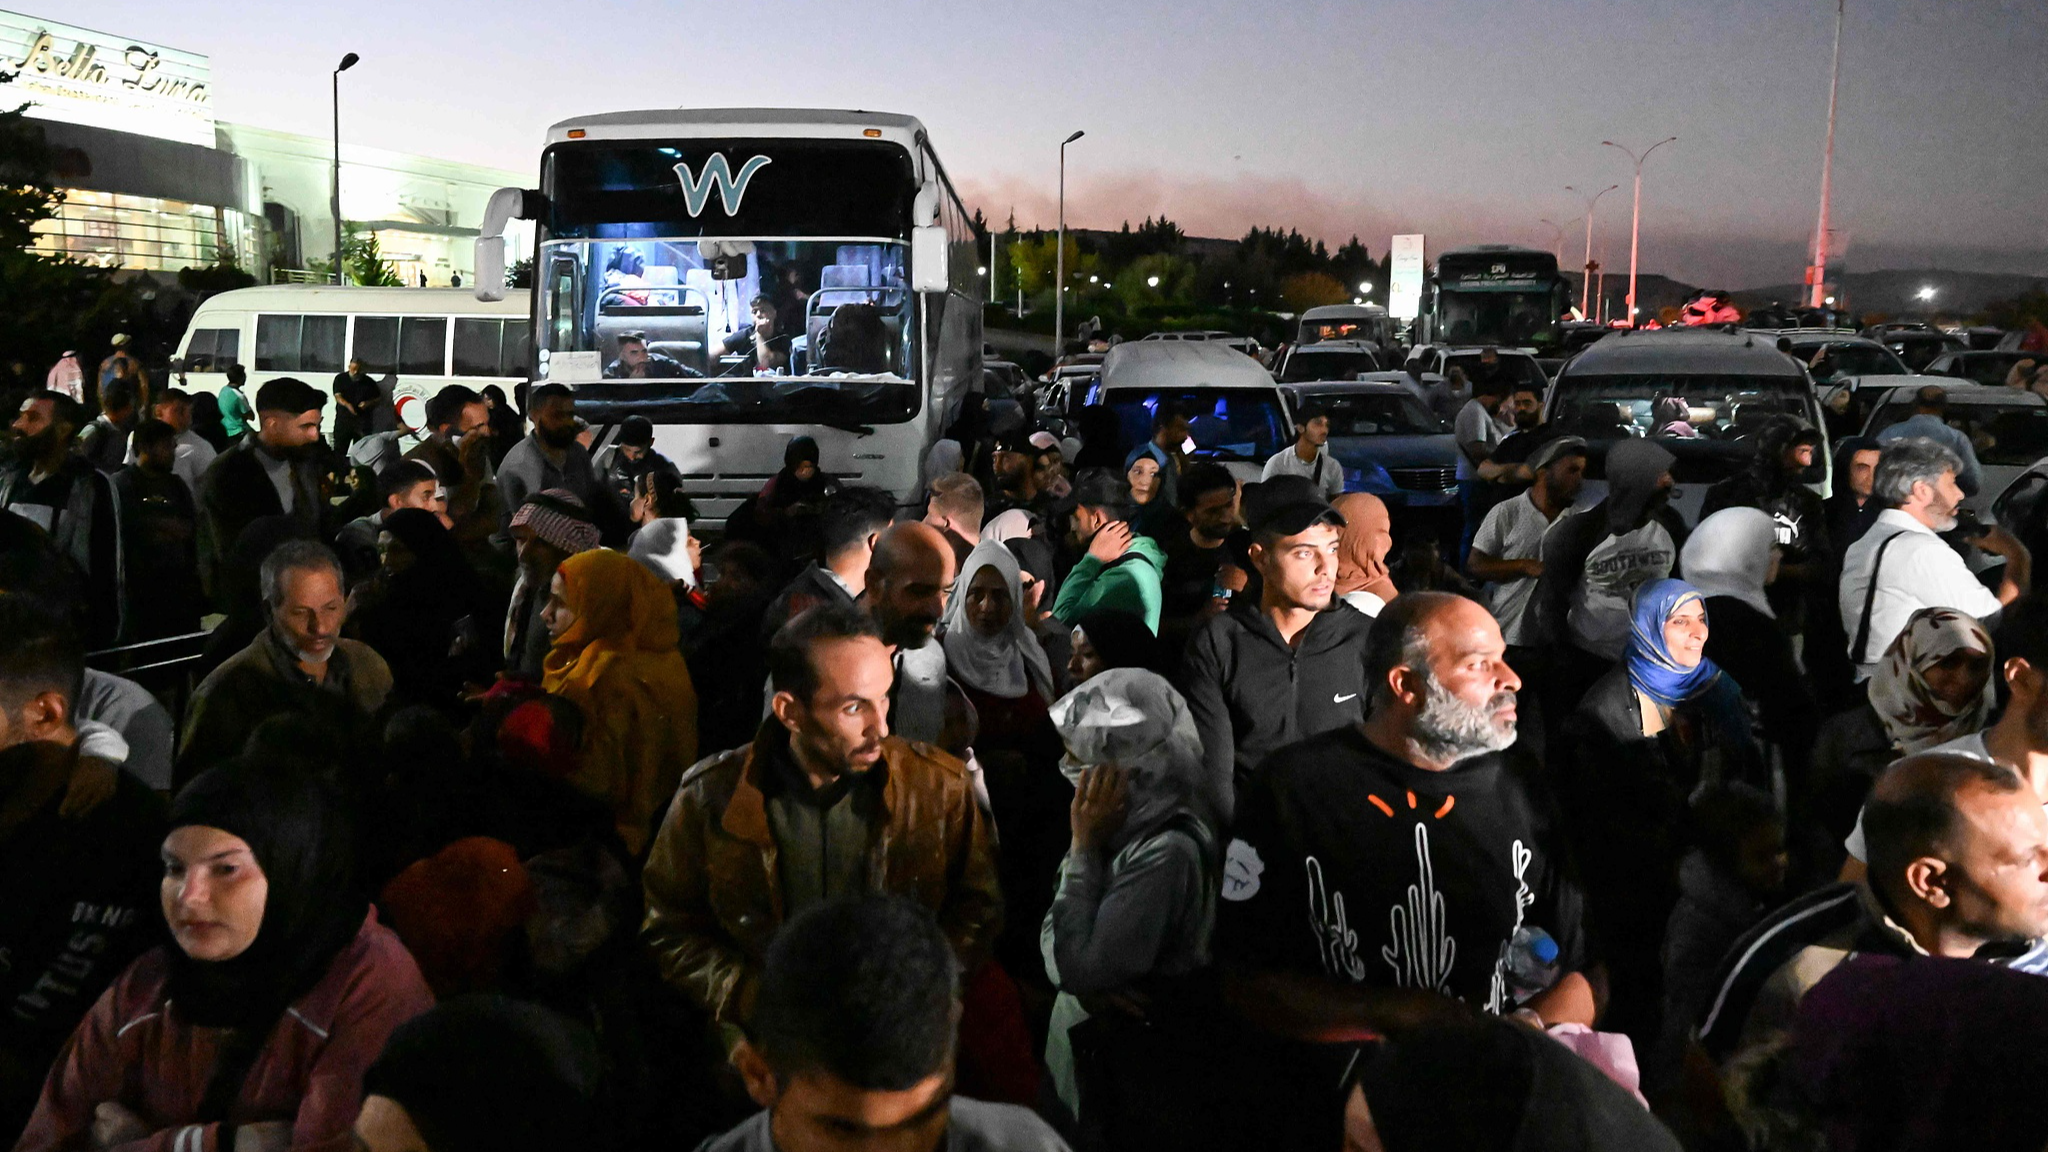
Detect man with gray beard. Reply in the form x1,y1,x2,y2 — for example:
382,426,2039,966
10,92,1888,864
1214,591,1595,1043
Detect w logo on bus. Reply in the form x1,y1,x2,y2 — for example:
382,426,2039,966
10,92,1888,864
671,153,773,218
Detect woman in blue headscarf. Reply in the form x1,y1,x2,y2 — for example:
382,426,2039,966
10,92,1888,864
1560,578,1766,1044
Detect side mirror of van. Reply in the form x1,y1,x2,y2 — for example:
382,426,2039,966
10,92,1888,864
473,187,534,302
911,225,949,293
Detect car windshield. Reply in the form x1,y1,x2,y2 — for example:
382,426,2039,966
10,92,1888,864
1108,388,1289,463
1551,374,1812,442
1868,403,2048,467
1281,348,1381,382
1799,342,1910,378
1300,391,1445,435
1444,353,1547,390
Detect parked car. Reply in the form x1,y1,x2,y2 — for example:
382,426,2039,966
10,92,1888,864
1860,383,2048,513
1993,454,2048,567
1278,379,1459,509
1278,339,1384,382
1774,334,1913,384
1867,326,1967,372
1544,327,1832,525
1091,340,1290,485
1924,350,2041,388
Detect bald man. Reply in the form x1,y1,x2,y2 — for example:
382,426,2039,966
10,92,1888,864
859,522,959,746
1699,752,2048,1070
1215,592,1596,1043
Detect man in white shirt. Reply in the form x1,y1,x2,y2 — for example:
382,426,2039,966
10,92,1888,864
1470,436,1588,648
1454,378,1512,563
1259,403,1342,499
1875,384,1984,495
1840,437,2029,679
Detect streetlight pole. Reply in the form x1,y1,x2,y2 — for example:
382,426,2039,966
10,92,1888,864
1054,130,1084,357
1809,0,1845,309
1565,184,1618,321
1602,136,1677,327
1538,219,1566,265
331,51,359,286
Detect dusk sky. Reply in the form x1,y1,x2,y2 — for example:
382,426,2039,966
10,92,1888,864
62,0,2048,286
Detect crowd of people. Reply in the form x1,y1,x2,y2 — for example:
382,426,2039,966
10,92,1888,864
2,344,2045,1151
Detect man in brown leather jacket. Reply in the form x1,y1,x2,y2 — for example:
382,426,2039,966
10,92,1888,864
641,602,1002,1031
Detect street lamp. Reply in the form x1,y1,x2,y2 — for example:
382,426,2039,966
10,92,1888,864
1539,218,1566,264
331,51,359,286
1147,275,1160,288
1358,281,1373,296
1916,286,1937,302
1602,135,1677,326
1565,184,1619,321
1055,129,1085,356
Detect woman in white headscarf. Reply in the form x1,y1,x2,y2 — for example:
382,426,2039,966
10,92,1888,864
942,540,1068,991
1040,668,1218,1129
1681,506,1817,782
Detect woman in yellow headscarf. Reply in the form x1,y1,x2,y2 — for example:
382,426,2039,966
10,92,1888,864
541,549,698,856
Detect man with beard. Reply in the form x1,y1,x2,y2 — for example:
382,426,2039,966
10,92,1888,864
178,540,392,778
195,377,330,597
640,606,1000,1034
1700,415,1829,629
858,522,962,747
406,384,502,561
496,383,614,546
1214,592,1594,1046
2,392,125,644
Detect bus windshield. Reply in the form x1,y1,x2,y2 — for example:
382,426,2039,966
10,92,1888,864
1437,291,1554,346
535,138,922,426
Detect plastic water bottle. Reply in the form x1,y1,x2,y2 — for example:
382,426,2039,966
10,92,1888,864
1504,926,1561,1005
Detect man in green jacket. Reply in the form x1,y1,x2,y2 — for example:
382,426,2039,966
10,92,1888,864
1052,467,1166,634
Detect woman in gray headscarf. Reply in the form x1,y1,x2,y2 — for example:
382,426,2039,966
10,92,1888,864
1041,667,1218,1126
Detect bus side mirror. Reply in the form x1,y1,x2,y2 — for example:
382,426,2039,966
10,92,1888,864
473,186,533,302
911,225,948,293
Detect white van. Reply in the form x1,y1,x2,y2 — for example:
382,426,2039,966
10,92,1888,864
172,285,531,435
1089,340,1290,484
1298,304,1395,350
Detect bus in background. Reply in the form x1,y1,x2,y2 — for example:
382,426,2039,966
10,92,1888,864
471,108,983,525
1422,245,1571,351
171,285,531,435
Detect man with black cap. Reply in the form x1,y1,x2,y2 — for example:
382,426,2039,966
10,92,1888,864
1181,474,1372,824
1534,437,1685,709
984,428,1047,520
1260,402,1342,500
196,376,330,595
592,414,682,519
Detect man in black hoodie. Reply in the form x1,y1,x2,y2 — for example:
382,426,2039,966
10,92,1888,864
0,598,164,1134
1182,475,1372,824
1700,415,1829,630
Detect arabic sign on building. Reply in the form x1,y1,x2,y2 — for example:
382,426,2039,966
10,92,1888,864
1,10,214,147
1388,234,1425,320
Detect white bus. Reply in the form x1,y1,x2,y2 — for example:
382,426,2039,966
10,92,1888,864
172,285,531,434
470,107,983,524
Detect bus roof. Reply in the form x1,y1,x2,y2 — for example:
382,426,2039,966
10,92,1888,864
1100,339,1276,393
189,286,530,318
546,108,926,147
1560,327,1807,378
1435,244,1555,263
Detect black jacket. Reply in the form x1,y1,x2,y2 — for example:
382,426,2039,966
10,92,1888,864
196,439,325,595
0,745,165,1135
758,562,858,645
1181,602,1373,825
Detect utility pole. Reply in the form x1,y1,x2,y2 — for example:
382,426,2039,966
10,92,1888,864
1602,136,1677,327
1810,0,1844,309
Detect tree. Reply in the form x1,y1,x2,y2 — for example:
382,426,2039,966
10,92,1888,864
1279,271,1348,313
508,257,534,289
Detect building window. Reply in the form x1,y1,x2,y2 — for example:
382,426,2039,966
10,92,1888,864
30,189,259,272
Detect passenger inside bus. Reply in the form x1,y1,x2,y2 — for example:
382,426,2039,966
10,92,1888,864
713,295,792,375
605,332,701,380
